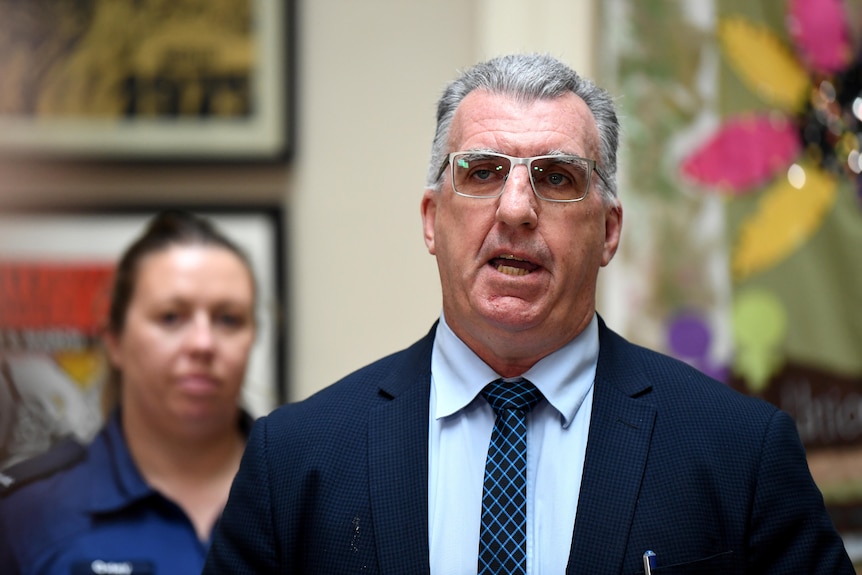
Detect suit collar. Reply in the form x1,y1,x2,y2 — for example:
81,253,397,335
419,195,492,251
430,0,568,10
368,324,435,574
567,318,657,573
594,314,654,398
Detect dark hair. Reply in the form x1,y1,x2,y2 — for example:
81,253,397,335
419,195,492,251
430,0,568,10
426,53,620,203
107,210,255,335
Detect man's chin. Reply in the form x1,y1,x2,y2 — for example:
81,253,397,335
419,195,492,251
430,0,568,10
475,299,547,333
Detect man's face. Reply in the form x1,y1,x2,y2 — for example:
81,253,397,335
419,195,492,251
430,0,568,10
421,90,622,375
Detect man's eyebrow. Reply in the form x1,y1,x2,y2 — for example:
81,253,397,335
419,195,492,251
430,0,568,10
544,148,584,157
458,147,501,154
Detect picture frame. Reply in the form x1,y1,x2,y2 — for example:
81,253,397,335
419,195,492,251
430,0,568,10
0,0,292,163
0,205,286,469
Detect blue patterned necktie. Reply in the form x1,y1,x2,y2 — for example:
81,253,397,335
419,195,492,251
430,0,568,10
478,378,543,575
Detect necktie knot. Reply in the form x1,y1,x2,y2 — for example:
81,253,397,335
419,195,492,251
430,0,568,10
482,378,543,415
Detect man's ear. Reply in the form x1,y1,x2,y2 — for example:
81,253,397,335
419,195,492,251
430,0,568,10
421,189,438,255
601,201,623,267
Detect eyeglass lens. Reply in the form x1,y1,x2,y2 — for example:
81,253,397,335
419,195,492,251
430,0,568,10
451,153,592,201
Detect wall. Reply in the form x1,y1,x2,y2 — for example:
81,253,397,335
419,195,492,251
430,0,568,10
291,0,599,400
0,0,599,404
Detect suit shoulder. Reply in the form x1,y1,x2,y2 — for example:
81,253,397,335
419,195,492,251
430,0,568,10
265,330,435,435
598,321,779,420
0,437,86,499
291,328,434,405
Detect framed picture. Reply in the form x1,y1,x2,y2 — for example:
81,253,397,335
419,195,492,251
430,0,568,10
0,206,286,469
0,0,292,162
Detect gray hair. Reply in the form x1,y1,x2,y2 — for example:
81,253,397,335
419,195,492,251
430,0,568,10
426,53,620,202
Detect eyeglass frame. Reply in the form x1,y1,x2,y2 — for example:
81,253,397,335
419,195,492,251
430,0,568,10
435,150,611,203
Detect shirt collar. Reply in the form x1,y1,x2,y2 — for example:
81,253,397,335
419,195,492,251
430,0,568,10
431,313,599,427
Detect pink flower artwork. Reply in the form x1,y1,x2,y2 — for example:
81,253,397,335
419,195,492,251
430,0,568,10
786,0,852,74
681,114,801,193
680,0,861,280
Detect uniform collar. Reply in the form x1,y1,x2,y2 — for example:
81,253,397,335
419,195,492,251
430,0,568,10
85,410,153,514
85,408,254,514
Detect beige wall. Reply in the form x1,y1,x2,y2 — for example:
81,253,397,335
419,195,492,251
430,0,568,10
0,0,600,404
290,0,599,401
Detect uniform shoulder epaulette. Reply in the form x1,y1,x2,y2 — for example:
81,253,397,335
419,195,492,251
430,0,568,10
0,437,86,498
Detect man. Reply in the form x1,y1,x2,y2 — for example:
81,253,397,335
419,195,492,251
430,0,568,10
203,54,853,574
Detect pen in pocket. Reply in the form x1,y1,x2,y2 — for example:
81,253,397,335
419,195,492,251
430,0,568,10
643,550,657,575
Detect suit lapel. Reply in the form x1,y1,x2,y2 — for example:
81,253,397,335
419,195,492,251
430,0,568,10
567,321,657,574
368,330,434,574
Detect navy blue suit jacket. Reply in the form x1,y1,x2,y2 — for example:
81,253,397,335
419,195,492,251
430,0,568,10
204,319,853,574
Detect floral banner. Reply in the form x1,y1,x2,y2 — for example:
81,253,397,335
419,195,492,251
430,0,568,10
601,0,862,560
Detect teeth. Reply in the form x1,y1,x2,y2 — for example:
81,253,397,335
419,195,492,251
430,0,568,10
496,264,530,276
495,254,532,275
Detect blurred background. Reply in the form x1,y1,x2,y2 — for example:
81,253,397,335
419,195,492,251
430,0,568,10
0,0,860,566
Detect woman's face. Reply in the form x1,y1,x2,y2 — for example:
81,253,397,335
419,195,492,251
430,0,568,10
105,244,256,435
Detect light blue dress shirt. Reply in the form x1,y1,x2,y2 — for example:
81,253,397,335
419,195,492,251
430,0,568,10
428,312,598,575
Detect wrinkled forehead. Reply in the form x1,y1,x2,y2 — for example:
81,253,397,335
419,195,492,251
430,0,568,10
447,90,601,158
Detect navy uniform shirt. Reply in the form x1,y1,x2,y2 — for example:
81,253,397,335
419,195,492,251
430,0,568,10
0,410,250,575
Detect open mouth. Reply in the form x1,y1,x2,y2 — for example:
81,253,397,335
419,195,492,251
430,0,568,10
491,254,539,276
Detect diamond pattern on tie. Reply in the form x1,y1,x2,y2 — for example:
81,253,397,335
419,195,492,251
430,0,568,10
478,378,543,575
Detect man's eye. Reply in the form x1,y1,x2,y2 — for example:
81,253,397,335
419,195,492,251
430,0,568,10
469,162,505,181
546,172,569,186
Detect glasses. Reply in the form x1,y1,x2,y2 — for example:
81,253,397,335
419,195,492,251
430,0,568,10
437,151,609,203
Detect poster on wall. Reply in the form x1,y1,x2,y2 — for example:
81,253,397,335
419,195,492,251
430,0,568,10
0,0,291,161
0,207,285,470
599,0,862,561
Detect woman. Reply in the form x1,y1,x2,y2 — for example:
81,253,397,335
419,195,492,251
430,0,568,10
0,210,258,574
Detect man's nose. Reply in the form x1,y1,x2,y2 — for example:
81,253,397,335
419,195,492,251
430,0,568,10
496,164,539,228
